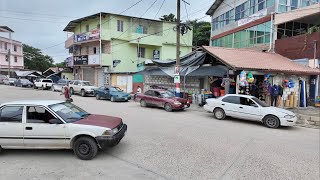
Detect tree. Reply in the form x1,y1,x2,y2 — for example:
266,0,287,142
188,20,211,46
55,61,66,68
160,13,177,22
23,44,54,72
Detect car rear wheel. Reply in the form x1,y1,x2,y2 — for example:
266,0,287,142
140,100,147,107
96,94,101,100
70,88,74,95
164,103,173,112
214,108,226,120
81,89,86,97
73,137,98,160
263,115,280,128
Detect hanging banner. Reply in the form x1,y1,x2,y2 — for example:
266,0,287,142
174,75,180,83
153,50,160,60
238,9,267,27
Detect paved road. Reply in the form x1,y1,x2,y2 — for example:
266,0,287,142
0,85,319,180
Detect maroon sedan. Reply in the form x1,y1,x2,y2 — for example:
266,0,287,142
135,89,190,112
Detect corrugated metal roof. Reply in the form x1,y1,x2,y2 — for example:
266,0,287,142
202,46,320,75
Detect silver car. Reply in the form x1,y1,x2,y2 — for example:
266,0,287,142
51,79,69,92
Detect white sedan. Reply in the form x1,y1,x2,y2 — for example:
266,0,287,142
0,100,127,160
204,94,297,128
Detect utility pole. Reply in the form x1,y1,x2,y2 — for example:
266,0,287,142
175,0,181,97
8,31,12,78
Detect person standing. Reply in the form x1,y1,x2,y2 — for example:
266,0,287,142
271,85,279,106
61,84,72,102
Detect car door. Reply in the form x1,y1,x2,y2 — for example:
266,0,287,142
153,91,164,107
104,87,111,99
23,106,67,148
144,90,155,105
221,96,242,117
73,81,80,93
238,97,262,121
0,105,24,147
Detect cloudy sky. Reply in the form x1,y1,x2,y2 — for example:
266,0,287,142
0,0,212,63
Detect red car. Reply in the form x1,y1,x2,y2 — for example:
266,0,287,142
136,89,190,112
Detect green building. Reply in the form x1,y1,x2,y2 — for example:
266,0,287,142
63,12,193,92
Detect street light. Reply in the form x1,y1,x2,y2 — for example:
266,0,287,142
0,26,14,77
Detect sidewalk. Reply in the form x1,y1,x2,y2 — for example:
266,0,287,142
189,104,320,129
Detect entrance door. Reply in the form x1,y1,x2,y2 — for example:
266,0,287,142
0,106,24,147
23,106,67,148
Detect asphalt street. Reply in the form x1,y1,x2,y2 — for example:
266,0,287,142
0,85,319,180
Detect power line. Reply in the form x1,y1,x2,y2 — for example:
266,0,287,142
0,15,68,23
154,0,166,19
0,9,79,19
183,0,190,21
41,42,65,51
115,0,158,39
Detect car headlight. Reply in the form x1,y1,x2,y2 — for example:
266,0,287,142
112,128,119,134
102,130,112,136
173,101,182,105
284,115,295,119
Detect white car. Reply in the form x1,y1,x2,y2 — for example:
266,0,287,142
204,94,297,128
3,78,16,85
34,79,53,90
0,100,127,160
69,80,98,97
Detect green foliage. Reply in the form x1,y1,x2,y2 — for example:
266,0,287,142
55,61,66,68
23,44,54,72
160,13,177,22
187,20,211,46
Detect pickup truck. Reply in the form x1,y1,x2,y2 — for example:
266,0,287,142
69,80,98,97
34,79,53,90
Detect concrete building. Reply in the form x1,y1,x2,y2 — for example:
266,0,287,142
63,12,193,92
206,0,319,50
0,26,24,75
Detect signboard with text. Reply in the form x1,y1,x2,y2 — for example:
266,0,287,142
74,55,88,65
238,9,267,27
66,56,73,67
74,28,100,42
153,50,160,60
88,54,100,65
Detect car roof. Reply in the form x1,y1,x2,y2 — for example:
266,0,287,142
224,94,255,98
0,100,64,107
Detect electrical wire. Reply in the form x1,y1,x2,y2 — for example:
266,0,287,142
0,9,79,19
0,15,68,23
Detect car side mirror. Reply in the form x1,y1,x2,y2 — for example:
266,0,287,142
49,118,62,124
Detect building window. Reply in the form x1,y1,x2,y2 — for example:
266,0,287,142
250,0,256,15
86,46,89,54
5,55,9,61
86,24,89,32
93,47,97,54
290,0,298,9
101,44,105,53
137,47,145,58
97,24,100,29
235,2,248,21
4,43,7,50
14,45,17,52
219,14,225,28
14,56,17,62
117,20,124,32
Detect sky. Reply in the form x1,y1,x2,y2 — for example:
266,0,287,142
0,0,212,63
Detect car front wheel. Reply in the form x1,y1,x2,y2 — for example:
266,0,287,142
96,94,101,100
140,100,146,107
263,115,280,128
73,137,98,160
214,108,226,120
110,96,115,102
164,103,173,112
81,90,86,97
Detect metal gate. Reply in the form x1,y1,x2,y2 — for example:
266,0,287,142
82,68,95,85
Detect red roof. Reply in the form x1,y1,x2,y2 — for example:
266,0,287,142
203,46,320,75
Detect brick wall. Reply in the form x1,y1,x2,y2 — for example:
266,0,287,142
144,75,201,94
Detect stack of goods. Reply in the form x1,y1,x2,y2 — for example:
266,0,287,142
285,92,298,108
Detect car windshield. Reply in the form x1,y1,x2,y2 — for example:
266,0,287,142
49,102,90,123
82,82,91,86
43,80,52,83
110,87,122,92
161,91,175,98
252,97,270,107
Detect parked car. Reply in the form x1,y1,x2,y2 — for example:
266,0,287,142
51,79,69,92
94,86,131,102
135,89,190,112
34,79,53,90
14,79,33,88
203,94,297,128
4,78,17,85
0,100,127,160
0,75,7,84
69,80,98,97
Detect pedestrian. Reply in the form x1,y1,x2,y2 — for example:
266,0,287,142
134,86,142,100
271,84,279,106
61,84,72,103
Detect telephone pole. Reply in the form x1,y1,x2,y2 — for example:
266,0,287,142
175,0,181,97
8,31,12,78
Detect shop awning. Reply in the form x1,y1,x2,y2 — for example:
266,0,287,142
152,51,206,67
202,46,320,75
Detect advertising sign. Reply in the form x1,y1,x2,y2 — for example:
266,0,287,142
74,28,100,42
88,54,100,65
74,55,88,65
66,56,73,67
153,50,160,60
174,75,180,83
238,9,267,27
174,66,180,75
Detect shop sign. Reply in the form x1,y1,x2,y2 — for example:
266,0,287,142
153,50,160,60
74,28,100,42
174,75,180,83
174,66,180,75
238,9,267,27
74,55,88,65
66,56,73,67
113,60,121,68
88,54,100,65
